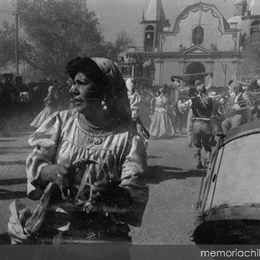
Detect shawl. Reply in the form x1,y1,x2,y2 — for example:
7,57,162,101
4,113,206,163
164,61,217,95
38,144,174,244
66,56,131,123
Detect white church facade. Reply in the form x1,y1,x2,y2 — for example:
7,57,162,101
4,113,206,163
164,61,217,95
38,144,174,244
125,0,260,87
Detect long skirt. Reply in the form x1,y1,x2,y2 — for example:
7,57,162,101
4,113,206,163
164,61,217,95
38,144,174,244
149,110,175,138
30,106,55,129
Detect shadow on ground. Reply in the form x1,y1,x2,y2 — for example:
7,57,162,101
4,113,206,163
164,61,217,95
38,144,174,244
6,131,32,138
0,189,27,200
146,165,204,184
0,178,27,186
0,161,26,166
0,145,31,157
0,178,27,200
147,155,162,159
0,146,31,150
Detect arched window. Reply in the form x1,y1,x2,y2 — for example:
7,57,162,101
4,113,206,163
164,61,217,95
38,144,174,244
251,20,260,36
145,25,154,31
144,25,155,51
192,26,204,45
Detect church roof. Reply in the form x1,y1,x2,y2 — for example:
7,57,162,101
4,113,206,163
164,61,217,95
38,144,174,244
144,0,167,22
172,2,232,35
181,45,212,55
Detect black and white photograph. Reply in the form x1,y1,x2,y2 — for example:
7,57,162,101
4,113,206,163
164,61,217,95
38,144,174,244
0,0,260,259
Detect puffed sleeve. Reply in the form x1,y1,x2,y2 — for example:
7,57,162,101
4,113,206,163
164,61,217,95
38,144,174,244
26,112,62,200
120,134,149,227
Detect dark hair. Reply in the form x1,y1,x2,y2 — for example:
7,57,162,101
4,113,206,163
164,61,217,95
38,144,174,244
66,57,107,86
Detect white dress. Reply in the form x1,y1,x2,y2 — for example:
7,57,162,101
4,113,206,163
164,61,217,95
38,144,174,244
25,109,149,241
149,95,175,138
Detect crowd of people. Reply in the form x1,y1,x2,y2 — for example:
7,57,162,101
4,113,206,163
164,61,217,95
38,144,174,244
115,55,155,79
120,74,260,169
0,74,71,135
3,58,260,252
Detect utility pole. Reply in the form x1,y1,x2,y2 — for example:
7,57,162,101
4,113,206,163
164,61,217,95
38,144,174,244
14,0,19,75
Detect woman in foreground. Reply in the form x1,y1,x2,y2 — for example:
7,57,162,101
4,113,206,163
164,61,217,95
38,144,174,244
10,57,149,246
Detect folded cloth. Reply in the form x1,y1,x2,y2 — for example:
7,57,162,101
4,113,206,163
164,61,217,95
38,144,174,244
8,199,32,244
8,182,54,244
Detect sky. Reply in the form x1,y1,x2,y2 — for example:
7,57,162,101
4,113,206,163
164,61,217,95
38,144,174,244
86,0,236,45
0,0,237,45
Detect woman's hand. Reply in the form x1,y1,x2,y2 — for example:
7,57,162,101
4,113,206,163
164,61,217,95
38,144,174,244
82,181,107,214
40,162,71,186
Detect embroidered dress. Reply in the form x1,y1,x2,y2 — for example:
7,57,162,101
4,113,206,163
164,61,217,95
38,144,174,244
149,95,175,138
30,87,58,129
25,109,148,242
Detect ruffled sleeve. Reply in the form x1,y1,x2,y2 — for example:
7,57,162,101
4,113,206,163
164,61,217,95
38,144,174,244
26,111,62,200
120,133,149,227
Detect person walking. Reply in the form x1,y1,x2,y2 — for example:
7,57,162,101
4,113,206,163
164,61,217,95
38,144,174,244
182,80,214,169
175,92,188,135
30,80,59,129
221,81,247,134
125,77,150,141
149,85,175,138
187,81,198,147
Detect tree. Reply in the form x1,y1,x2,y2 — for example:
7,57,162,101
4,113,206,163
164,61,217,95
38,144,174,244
0,0,133,80
242,32,260,78
0,21,15,68
17,0,106,80
0,21,30,69
104,31,133,61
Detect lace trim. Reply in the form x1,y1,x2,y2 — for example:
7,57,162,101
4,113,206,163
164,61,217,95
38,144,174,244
74,113,120,137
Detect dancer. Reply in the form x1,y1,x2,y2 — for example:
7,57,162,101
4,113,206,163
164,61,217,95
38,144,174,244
30,81,59,129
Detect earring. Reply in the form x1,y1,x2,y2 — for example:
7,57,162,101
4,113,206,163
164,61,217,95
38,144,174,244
102,99,107,111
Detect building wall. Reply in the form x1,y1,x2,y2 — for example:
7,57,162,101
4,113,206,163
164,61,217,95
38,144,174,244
212,61,238,87
135,3,246,88
161,8,238,52
153,57,240,87
241,19,251,36
153,59,181,86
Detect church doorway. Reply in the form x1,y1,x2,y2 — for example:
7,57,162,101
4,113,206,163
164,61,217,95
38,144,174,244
186,62,205,75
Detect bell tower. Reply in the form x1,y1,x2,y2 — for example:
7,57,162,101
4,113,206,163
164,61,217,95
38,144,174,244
141,0,170,52
234,0,247,16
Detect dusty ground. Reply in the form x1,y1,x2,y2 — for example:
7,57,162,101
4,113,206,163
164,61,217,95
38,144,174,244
0,113,204,245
